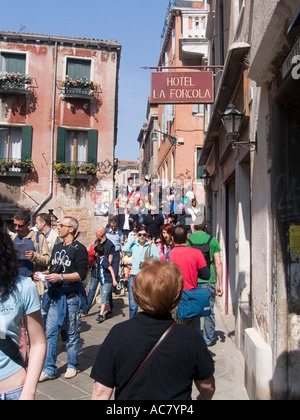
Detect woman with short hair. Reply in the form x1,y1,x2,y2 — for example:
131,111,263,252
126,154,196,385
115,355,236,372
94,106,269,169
91,259,215,401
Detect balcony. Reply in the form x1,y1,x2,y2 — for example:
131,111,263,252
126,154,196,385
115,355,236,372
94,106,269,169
0,158,34,177
59,76,101,101
0,73,35,95
180,12,208,62
53,162,98,185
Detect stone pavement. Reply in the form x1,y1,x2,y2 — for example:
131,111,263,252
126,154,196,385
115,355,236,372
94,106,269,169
36,293,249,401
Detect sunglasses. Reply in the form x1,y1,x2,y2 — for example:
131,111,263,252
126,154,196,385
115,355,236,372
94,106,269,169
138,233,148,238
155,241,161,245
58,223,72,228
14,223,25,228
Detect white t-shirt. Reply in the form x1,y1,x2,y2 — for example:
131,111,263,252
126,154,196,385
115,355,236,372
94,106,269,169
0,276,41,380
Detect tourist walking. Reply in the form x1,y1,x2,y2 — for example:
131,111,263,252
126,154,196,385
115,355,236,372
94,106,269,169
0,216,46,400
86,227,115,312
34,217,88,381
161,225,210,327
122,224,160,318
91,259,215,400
187,218,223,346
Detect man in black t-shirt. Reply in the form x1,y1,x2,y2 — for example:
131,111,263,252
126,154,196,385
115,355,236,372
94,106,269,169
144,205,164,240
34,216,88,382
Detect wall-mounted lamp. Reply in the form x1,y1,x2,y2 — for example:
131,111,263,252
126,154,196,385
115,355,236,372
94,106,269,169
219,102,257,151
154,129,177,147
201,169,212,189
152,131,158,141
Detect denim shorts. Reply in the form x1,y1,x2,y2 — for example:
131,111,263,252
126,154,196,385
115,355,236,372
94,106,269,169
0,386,23,400
100,283,112,305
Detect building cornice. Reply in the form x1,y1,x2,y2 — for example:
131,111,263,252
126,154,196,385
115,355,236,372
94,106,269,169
0,31,122,52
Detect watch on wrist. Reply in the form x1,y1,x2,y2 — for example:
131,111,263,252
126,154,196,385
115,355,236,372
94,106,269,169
60,273,64,282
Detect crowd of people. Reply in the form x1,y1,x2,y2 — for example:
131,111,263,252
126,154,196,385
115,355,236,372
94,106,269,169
0,181,223,400
113,177,205,237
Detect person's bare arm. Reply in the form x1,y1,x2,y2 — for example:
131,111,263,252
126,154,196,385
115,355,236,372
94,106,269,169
19,311,47,400
92,381,114,400
195,376,216,400
214,252,223,296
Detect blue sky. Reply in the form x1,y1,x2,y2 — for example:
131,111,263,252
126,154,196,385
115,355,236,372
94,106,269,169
1,0,169,160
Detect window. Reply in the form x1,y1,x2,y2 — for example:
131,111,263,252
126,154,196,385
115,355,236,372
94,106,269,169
56,127,98,165
192,104,205,116
66,131,87,165
66,58,91,80
0,126,32,162
0,52,26,74
219,0,225,65
196,147,204,180
162,105,175,138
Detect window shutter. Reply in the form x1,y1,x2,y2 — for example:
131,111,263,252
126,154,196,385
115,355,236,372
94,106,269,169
21,126,32,161
67,59,91,79
56,127,66,163
2,53,26,74
87,130,98,165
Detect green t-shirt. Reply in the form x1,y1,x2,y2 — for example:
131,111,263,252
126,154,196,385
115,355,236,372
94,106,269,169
187,231,221,283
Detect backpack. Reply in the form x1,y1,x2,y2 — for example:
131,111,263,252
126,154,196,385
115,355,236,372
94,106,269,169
187,236,213,268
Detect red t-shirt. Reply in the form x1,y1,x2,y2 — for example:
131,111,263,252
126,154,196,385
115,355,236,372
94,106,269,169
161,246,206,290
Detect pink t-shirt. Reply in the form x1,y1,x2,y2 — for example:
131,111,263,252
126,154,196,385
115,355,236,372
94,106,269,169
161,246,206,290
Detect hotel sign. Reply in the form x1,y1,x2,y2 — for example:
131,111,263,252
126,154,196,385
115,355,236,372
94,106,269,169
151,71,214,104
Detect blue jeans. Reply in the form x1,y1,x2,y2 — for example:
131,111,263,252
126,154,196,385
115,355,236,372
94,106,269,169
0,386,23,400
128,274,138,319
43,295,81,377
195,283,216,345
87,275,99,310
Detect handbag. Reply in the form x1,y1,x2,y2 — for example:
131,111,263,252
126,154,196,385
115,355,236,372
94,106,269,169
118,323,176,399
177,286,211,319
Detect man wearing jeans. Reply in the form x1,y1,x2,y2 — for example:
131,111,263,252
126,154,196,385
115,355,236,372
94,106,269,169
86,227,114,312
34,217,88,381
187,218,223,346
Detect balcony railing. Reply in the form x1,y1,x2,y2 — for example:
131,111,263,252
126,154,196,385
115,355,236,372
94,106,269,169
0,73,35,95
53,161,98,184
0,158,34,174
58,77,102,101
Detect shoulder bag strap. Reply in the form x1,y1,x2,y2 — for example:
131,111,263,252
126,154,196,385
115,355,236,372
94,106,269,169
0,336,27,368
118,323,176,398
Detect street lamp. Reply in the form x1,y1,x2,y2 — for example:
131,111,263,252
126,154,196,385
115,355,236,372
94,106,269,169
153,129,177,147
219,102,256,151
201,169,212,189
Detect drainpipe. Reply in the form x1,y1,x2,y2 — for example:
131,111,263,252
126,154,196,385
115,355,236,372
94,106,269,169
31,41,58,224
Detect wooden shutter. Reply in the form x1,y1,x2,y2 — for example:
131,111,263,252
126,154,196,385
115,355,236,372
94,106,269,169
66,58,91,79
21,126,32,161
56,127,66,163
87,130,98,165
2,52,26,74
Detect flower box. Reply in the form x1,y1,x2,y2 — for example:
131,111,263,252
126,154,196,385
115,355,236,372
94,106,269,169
60,76,100,100
0,158,34,174
53,162,97,185
0,73,32,94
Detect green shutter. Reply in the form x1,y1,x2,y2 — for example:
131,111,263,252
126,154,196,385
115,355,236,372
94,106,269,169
21,126,32,161
2,53,26,74
66,59,90,79
56,127,66,163
87,130,98,165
